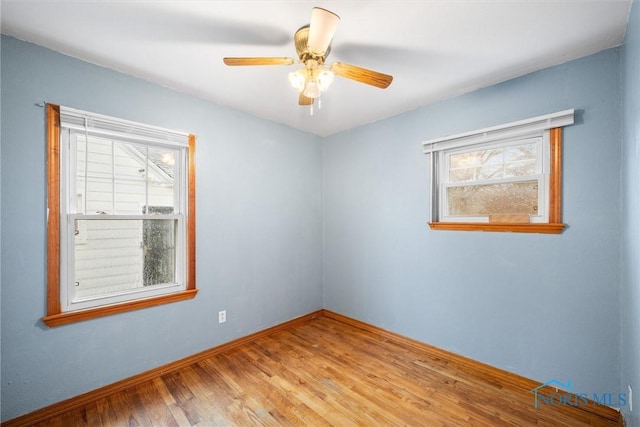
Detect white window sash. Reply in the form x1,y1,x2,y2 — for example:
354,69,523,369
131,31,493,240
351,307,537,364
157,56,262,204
67,132,188,216
62,216,186,312
440,174,546,223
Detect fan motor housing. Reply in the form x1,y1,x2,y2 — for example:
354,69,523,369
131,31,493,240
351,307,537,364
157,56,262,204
294,25,331,65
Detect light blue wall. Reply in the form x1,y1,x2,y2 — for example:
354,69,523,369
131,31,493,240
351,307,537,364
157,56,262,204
621,0,640,424
2,17,635,422
323,49,622,396
0,35,323,421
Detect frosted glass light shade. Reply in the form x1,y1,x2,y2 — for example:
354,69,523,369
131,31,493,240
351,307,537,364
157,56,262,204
317,70,334,92
288,69,306,92
289,64,334,98
303,79,321,98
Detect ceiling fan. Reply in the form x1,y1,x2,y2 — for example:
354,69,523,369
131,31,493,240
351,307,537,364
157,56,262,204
223,7,393,107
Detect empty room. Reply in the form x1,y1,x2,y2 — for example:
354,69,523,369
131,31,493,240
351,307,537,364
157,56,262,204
1,0,639,425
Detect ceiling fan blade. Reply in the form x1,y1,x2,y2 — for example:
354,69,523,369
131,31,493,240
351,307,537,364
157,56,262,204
298,93,314,106
307,7,340,55
330,62,393,89
223,57,295,66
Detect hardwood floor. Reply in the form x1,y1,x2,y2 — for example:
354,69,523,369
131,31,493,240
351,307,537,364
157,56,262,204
26,314,621,426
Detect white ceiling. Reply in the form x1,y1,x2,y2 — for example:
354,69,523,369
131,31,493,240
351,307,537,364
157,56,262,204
0,1,632,136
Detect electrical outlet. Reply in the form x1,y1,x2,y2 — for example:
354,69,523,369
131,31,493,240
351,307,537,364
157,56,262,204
218,310,226,324
629,385,633,412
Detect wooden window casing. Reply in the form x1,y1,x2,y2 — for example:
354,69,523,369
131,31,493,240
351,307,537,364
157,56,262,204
43,104,197,327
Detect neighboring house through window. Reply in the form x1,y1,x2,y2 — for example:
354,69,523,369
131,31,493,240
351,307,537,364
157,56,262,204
423,109,574,233
44,104,197,327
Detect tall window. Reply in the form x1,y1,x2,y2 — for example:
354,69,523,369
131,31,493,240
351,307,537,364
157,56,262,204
424,109,573,234
44,105,197,326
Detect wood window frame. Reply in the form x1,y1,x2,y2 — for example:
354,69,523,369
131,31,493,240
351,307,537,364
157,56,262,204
43,104,197,327
424,110,572,234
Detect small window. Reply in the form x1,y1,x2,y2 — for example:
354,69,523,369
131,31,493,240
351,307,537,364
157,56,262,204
44,105,197,326
424,110,573,234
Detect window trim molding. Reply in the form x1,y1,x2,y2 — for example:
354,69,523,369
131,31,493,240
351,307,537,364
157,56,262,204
425,110,572,234
422,109,574,154
44,104,197,327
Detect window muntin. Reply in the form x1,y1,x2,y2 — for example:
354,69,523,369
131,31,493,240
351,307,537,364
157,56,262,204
439,136,548,223
45,104,197,326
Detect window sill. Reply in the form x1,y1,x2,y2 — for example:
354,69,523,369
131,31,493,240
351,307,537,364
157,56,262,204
42,289,198,327
428,222,566,234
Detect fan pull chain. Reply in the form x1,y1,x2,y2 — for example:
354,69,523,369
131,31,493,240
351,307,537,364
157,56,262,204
309,97,322,116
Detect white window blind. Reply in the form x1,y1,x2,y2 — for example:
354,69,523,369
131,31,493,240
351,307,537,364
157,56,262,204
422,109,574,154
60,106,189,148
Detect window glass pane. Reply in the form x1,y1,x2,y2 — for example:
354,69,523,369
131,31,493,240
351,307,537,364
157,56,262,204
147,146,176,179
114,142,146,181
449,168,475,182
142,218,176,286
476,165,502,180
504,143,536,162
113,142,145,214
504,159,536,177
447,181,539,216
477,149,504,166
114,180,145,214
76,136,114,214
74,219,176,300
146,146,176,209
113,143,143,214
450,152,477,169
84,177,112,214
76,136,86,176
84,137,112,179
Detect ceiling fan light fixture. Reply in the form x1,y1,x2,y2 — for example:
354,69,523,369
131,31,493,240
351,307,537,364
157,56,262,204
303,78,321,98
317,69,334,92
291,66,334,98
288,69,306,92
